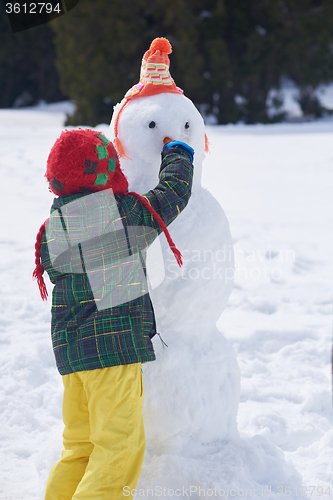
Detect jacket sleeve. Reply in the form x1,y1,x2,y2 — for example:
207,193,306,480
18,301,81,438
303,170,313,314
125,148,194,231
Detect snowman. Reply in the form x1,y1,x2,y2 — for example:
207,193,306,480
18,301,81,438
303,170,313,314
109,38,240,454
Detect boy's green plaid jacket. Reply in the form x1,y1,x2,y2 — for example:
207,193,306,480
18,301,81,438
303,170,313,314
41,148,193,375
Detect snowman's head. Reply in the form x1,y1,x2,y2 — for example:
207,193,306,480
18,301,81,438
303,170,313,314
108,37,208,191
110,92,206,191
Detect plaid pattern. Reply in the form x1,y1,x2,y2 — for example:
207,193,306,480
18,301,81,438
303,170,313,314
41,149,193,375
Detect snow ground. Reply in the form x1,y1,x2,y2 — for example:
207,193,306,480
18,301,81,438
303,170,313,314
203,122,333,489
0,104,332,499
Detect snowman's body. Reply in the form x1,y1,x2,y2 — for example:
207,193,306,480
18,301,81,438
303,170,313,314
110,93,240,452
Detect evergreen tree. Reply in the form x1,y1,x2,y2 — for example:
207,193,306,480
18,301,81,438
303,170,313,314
50,0,333,125
277,0,333,116
51,0,157,124
0,7,64,108
197,0,333,122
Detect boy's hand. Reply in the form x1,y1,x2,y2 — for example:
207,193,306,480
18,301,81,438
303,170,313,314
162,139,194,163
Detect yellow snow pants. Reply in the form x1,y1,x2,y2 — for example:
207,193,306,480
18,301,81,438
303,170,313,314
45,363,145,500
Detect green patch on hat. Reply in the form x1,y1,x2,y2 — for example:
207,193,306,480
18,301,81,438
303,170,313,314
95,173,108,186
96,134,110,146
96,145,108,160
108,158,115,172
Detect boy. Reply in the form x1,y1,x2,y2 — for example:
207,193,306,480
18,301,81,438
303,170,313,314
33,128,194,499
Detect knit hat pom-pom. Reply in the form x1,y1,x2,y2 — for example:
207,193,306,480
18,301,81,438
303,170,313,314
150,37,172,54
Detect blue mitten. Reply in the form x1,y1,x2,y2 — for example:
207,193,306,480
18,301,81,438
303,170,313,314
162,141,194,162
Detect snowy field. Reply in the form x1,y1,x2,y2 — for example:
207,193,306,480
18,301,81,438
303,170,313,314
0,103,332,499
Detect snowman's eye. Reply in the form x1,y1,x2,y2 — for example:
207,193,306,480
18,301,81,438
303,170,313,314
149,121,156,128
185,122,190,129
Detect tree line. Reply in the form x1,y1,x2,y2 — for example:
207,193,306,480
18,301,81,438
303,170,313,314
1,0,333,124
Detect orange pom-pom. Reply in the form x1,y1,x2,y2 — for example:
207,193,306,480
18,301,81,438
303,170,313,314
150,37,172,54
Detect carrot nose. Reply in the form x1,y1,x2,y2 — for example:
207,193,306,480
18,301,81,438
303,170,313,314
163,137,173,144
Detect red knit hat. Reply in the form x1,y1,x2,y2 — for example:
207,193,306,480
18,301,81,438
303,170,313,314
114,37,184,158
46,128,128,195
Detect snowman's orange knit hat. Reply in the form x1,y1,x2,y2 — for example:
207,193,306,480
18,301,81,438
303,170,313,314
129,37,182,98
114,38,184,159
